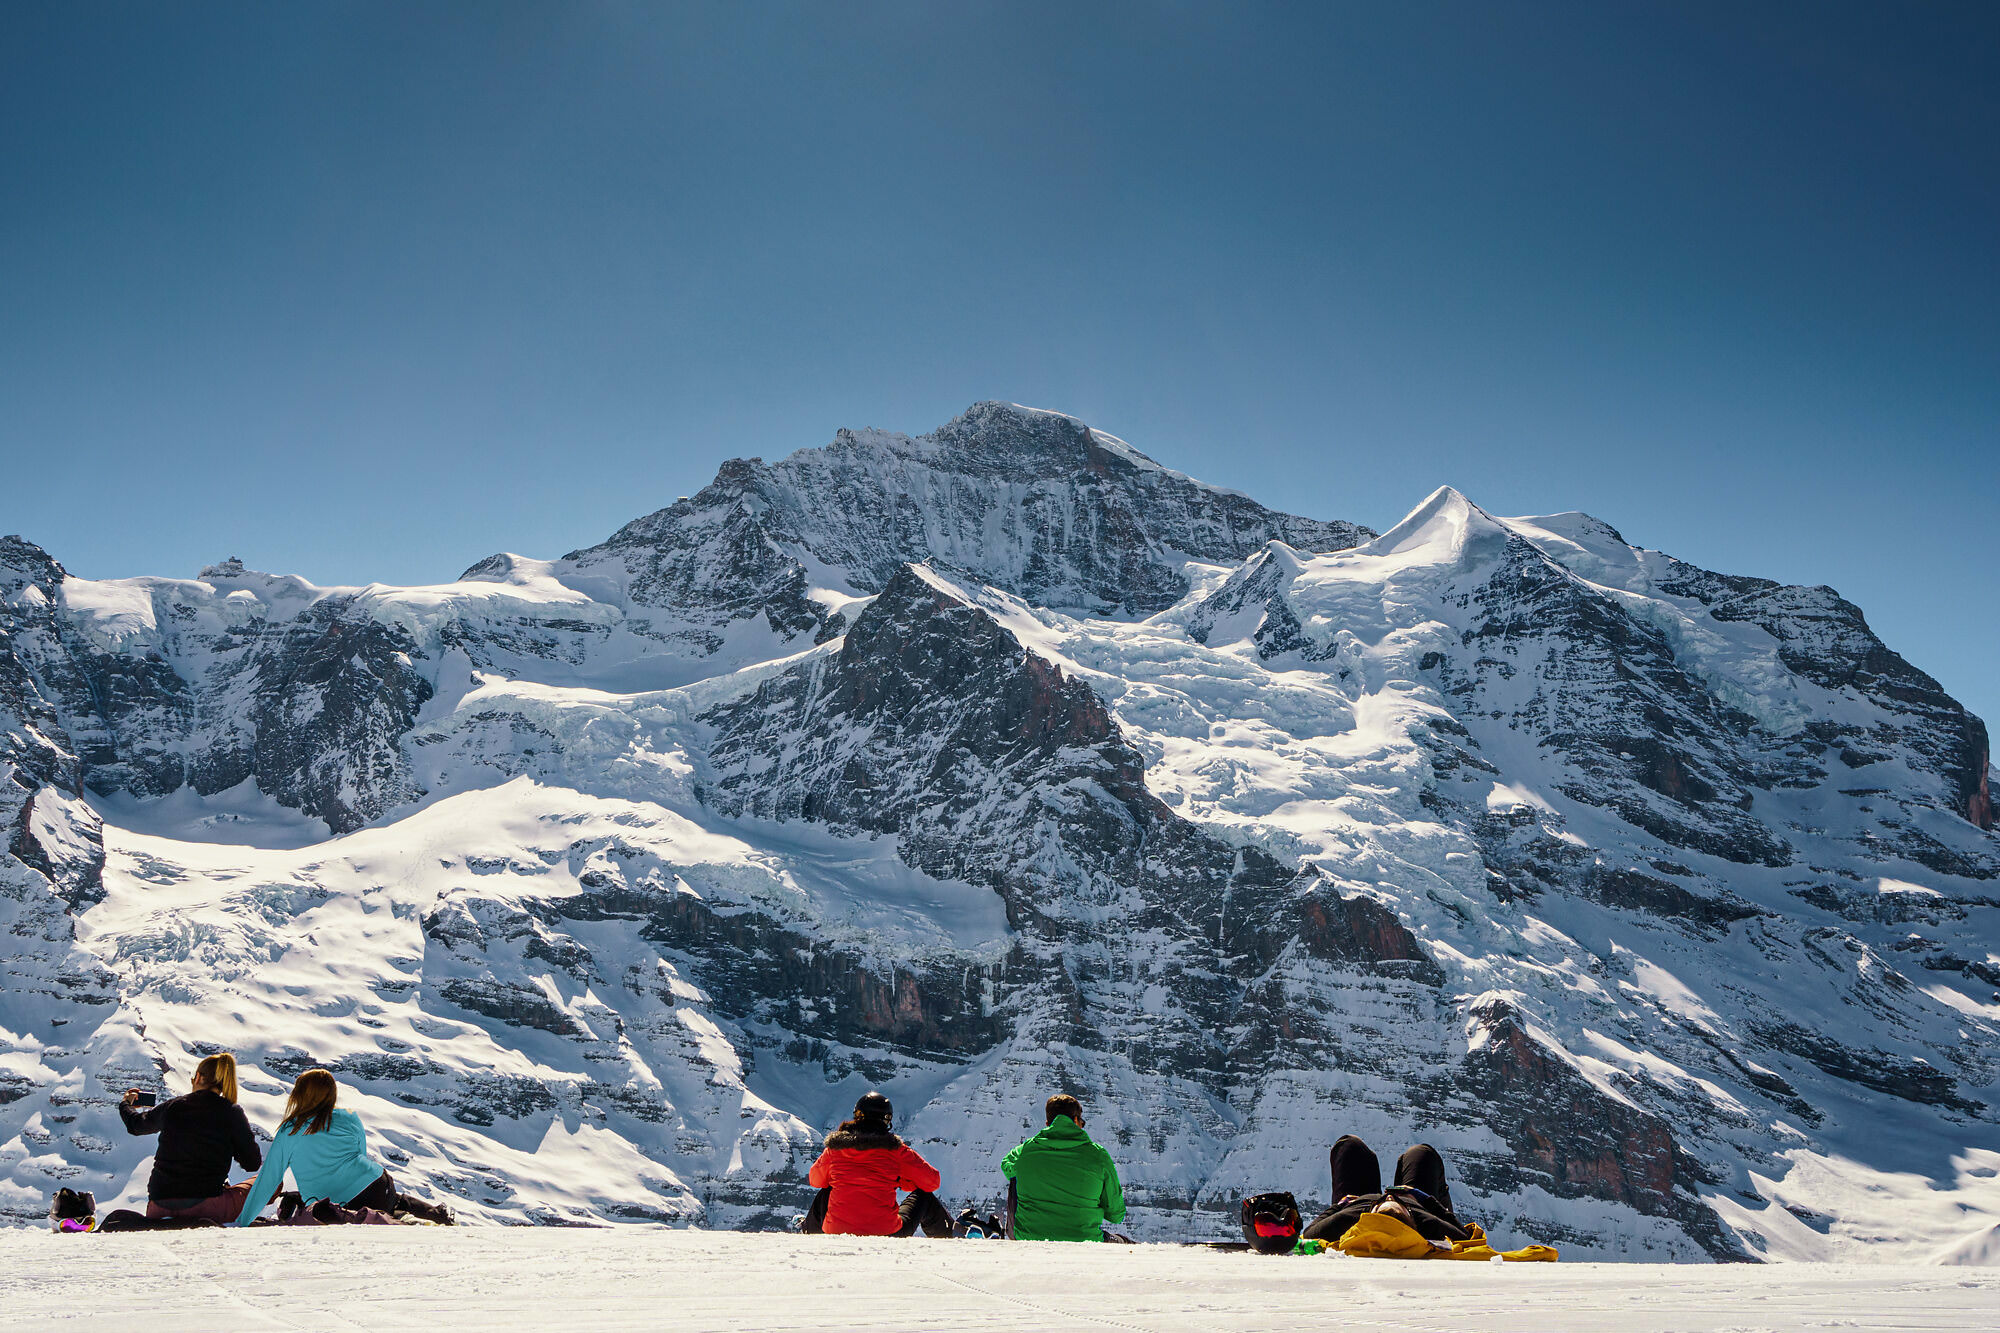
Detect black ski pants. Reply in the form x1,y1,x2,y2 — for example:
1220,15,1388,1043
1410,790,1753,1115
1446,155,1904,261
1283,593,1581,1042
344,1170,454,1224
1329,1135,1454,1214
1301,1135,1467,1243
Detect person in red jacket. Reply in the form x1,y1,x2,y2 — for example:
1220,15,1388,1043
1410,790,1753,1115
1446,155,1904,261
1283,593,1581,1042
802,1092,953,1237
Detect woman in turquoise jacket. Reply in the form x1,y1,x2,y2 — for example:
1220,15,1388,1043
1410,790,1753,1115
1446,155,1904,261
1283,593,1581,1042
233,1069,453,1224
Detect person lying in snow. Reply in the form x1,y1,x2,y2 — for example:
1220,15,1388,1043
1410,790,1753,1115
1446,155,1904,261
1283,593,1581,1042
1001,1094,1127,1242
117,1053,263,1224
232,1068,453,1226
803,1091,954,1237
1299,1135,1471,1245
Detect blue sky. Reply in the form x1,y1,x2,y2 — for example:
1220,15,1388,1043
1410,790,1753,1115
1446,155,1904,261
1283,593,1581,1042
3,3,1995,724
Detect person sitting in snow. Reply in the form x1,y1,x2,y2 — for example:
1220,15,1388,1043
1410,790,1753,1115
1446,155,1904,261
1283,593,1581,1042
232,1068,454,1225
802,1091,954,1237
1299,1134,1473,1245
1000,1094,1127,1242
118,1052,263,1223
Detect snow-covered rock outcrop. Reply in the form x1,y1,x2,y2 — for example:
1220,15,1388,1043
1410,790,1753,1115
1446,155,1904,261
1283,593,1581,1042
2,407,1995,1261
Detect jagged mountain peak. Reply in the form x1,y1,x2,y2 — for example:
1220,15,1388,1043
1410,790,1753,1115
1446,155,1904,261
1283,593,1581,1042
856,399,1183,482
0,535,66,592
546,402,1374,622
457,551,559,586
945,398,1087,434
893,558,980,606
186,558,326,601
1500,509,1632,552
1363,484,1515,563
1250,538,1312,576
596,401,1235,552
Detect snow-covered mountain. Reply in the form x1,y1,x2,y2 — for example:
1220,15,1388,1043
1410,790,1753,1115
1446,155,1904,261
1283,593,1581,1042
3,402,1995,1260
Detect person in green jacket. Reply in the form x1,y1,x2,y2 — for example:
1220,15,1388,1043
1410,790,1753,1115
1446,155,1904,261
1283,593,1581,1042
1001,1094,1126,1241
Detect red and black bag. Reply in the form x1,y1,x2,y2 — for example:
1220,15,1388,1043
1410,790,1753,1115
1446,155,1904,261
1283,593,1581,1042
1240,1191,1302,1254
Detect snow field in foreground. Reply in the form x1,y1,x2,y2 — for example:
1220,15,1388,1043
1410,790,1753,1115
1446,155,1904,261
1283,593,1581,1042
4,1231,1996,1332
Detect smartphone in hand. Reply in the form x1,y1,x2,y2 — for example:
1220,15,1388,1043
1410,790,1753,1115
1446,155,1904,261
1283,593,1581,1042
130,1091,158,1108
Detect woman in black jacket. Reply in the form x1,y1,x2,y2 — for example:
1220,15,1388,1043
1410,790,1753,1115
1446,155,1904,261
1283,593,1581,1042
119,1052,263,1222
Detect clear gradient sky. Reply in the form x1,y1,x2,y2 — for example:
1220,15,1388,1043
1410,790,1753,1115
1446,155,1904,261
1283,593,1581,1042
4,3,1995,723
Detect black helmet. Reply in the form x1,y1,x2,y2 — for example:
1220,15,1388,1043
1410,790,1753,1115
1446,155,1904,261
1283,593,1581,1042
855,1091,893,1123
1240,1191,1302,1254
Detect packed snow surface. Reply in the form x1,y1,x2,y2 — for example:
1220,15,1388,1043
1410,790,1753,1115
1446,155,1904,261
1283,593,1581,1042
4,1231,1997,1332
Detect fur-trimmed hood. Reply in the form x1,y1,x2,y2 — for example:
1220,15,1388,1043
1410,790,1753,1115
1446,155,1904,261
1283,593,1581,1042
824,1128,903,1151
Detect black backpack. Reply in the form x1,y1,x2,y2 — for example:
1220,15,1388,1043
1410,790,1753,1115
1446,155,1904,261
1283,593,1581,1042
1240,1191,1302,1254
50,1188,95,1231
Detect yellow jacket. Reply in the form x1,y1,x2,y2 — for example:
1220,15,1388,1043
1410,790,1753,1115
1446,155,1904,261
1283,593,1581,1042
1336,1211,1557,1262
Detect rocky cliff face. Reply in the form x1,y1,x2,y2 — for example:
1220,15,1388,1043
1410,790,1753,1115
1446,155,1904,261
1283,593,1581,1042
698,565,1326,1102
0,546,431,836
1,408,1995,1260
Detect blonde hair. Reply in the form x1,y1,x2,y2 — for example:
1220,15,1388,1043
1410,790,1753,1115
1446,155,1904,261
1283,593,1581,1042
278,1068,338,1136
193,1053,239,1103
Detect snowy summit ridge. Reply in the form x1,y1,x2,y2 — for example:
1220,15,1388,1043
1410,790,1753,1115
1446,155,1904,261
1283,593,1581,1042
538,400,1373,627
2,404,1996,1262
